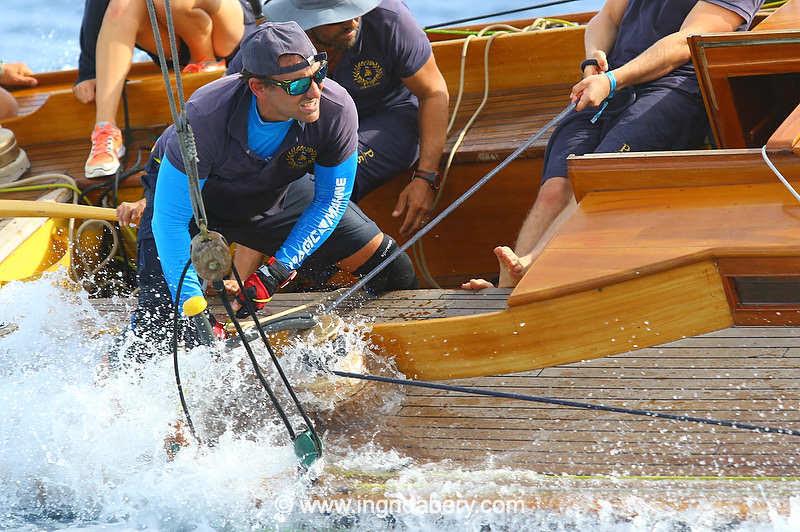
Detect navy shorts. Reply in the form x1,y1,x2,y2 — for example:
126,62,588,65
541,84,709,182
214,173,381,268
135,173,381,333
352,105,419,202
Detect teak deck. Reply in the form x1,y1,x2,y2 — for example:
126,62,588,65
92,291,800,479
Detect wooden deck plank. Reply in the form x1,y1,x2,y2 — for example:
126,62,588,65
90,289,800,478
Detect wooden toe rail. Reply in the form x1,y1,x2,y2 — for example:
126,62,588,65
7,64,223,147
570,148,800,201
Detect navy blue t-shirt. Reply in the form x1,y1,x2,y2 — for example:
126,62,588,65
143,74,359,224
327,0,432,117
607,0,764,94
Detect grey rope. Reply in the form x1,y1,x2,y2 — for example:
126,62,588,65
144,0,209,234
327,101,577,311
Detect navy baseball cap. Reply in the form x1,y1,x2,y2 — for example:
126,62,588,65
239,21,320,77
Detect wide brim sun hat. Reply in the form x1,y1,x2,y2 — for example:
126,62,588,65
264,0,383,31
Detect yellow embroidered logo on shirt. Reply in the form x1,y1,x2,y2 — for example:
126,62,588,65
353,60,384,89
286,145,318,169
358,148,375,165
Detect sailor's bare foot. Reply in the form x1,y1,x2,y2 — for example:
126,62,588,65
494,246,529,288
461,278,495,290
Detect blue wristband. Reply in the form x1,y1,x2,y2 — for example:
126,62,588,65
605,70,617,99
590,71,618,124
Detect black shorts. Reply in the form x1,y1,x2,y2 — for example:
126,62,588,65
541,84,709,182
214,173,381,272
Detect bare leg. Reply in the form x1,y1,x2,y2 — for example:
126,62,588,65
95,0,150,124
462,177,574,290
0,87,18,120
146,0,244,62
337,233,383,273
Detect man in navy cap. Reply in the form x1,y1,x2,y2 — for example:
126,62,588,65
232,0,449,237
132,21,416,345
463,0,765,290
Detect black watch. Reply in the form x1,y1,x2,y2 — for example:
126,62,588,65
580,58,599,73
412,169,440,192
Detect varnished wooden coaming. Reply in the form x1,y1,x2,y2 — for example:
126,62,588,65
766,102,800,154
690,0,800,149
571,148,800,201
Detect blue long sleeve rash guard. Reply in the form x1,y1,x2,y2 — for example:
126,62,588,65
151,97,357,307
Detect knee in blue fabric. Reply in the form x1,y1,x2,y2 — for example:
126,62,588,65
354,234,418,294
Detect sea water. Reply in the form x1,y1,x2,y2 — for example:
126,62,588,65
2,274,800,531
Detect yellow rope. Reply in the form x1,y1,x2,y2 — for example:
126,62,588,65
0,182,84,198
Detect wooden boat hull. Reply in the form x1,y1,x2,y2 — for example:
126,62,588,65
2,3,800,384
4,24,588,287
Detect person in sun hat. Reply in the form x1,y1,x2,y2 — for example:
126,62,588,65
74,0,260,179
229,0,449,238
128,21,415,350
462,0,766,291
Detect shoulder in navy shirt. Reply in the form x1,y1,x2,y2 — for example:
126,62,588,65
607,0,764,94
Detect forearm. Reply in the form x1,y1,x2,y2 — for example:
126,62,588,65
232,244,265,281
415,90,449,172
151,154,206,307
274,152,357,269
612,32,691,89
584,11,620,58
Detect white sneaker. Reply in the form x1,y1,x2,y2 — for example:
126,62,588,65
85,122,125,178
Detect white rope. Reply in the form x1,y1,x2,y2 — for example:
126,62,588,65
761,145,800,204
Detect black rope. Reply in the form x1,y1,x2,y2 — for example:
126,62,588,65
214,277,297,440
425,0,579,30
332,371,800,437
173,259,201,444
77,150,145,207
227,265,321,443
120,84,133,175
